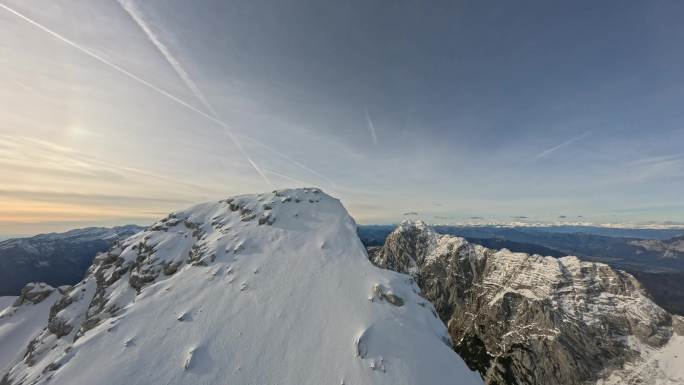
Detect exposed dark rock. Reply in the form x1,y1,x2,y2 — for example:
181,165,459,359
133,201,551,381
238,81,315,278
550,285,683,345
371,220,679,385
371,284,404,306
13,283,54,306
47,316,73,338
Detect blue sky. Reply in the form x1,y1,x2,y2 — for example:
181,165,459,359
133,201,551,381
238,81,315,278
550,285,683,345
1,0,683,234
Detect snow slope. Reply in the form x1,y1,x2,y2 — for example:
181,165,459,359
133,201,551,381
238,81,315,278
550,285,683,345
0,297,15,312
0,284,61,375
2,188,481,385
599,331,684,384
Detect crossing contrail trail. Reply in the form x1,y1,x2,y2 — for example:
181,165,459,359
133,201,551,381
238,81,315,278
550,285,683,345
116,0,337,190
239,134,337,189
116,2,337,190
116,0,273,185
262,168,313,188
0,2,272,186
117,0,218,117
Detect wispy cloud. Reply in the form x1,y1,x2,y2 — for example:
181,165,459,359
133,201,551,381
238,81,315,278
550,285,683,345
0,135,222,225
364,107,378,145
629,153,684,167
535,131,590,159
626,153,684,181
0,189,191,207
0,135,219,195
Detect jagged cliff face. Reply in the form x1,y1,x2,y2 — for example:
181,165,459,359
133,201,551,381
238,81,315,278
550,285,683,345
0,190,482,385
371,220,684,385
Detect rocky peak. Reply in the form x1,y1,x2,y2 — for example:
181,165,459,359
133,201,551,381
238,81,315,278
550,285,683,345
371,221,683,385
372,220,440,274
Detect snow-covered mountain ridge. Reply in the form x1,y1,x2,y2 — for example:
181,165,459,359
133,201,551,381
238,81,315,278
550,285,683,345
1,189,481,385
370,220,684,385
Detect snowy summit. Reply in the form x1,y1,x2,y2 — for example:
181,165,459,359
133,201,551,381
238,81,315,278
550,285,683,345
1,188,481,385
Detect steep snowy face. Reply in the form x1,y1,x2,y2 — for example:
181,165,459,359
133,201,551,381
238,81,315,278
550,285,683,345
1,189,481,385
372,221,683,385
0,283,66,375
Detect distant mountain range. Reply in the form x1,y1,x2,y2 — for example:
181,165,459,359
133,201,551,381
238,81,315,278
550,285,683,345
0,192,682,385
360,224,684,271
2,222,681,310
359,224,684,315
0,225,144,296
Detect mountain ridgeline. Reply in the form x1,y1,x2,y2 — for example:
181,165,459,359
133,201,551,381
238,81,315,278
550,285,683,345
1,192,682,385
359,224,684,315
0,189,481,385
369,221,684,385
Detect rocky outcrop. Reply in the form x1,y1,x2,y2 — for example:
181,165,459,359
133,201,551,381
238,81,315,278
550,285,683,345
371,220,682,385
12,283,55,306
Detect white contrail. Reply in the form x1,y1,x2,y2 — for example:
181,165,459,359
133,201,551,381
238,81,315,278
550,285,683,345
116,0,271,185
117,0,218,117
239,134,337,189
0,2,271,186
535,131,590,159
262,168,313,187
118,0,336,190
364,107,378,145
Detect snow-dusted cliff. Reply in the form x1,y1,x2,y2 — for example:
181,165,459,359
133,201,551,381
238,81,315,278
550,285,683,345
0,283,66,375
0,189,481,385
370,220,684,385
